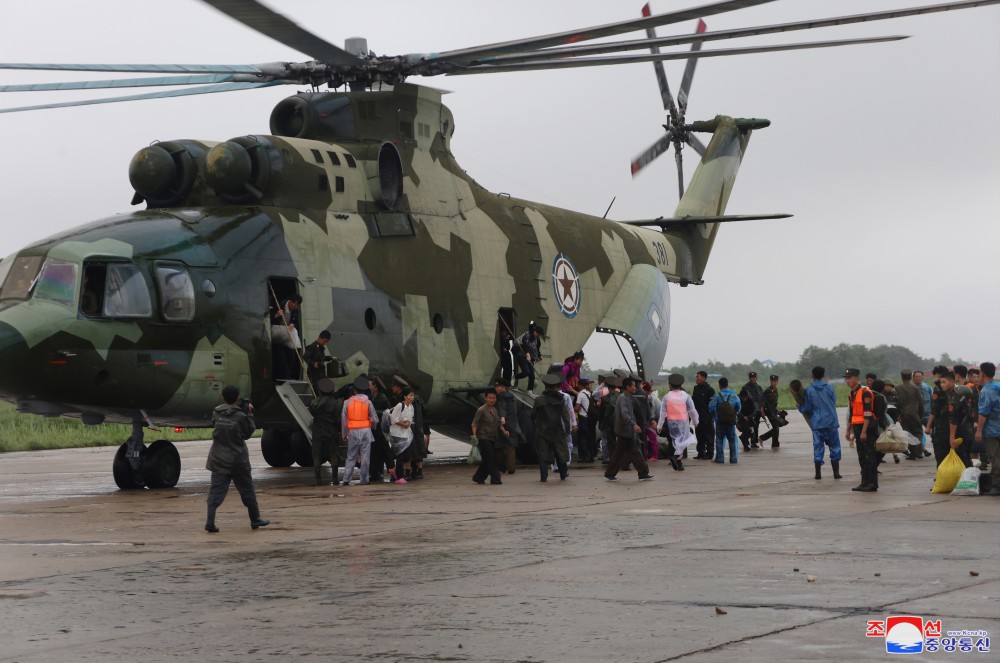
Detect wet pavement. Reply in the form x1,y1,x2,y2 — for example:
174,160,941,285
0,413,997,662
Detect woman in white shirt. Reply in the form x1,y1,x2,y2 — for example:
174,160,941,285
389,388,415,484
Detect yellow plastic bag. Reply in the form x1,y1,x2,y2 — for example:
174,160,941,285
931,441,966,494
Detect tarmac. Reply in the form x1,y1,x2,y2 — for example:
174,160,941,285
0,409,996,662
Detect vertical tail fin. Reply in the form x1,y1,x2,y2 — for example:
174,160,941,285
662,115,767,282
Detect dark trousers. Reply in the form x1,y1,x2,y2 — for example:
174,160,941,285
605,434,650,479
473,438,502,484
759,415,781,447
576,419,596,461
207,470,261,521
739,412,761,447
695,416,715,458
932,431,973,468
514,356,535,390
852,424,878,489
369,433,394,480
500,351,513,385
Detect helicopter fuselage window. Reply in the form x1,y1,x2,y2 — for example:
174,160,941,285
31,258,77,309
155,263,195,322
0,255,43,302
102,263,152,318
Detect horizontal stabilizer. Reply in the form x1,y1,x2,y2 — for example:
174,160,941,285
619,213,791,230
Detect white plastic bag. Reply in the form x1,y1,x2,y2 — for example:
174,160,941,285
951,466,981,496
887,422,919,447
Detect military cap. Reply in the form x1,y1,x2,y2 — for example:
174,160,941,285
613,368,629,378
541,372,564,387
883,378,895,387
844,368,860,378
547,363,564,375
605,374,622,388
317,378,335,394
370,375,387,392
748,371,758,378
900,369,913,380
353,375,370,391
668,373,685,387
769,375,779,381
391,374,410,388
495,377,510,388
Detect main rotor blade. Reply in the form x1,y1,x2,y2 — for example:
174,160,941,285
476,0,1000,65
642,3,677,118
631,131,675,177
678,19,708,113
449,36,908,75
686,133,708,157
0,81,281,114
200,0,361,67
0,74,260,92
421,0,777,64
0,63,262,74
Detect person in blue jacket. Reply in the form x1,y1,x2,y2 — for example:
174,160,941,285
708,377,742,464
798,366,842,480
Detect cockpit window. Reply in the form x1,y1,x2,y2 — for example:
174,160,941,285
155,264,195,322
0,255,43,302
32,259,78,308
103,263,152,318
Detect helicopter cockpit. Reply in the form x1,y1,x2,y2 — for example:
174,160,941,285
0,254,197,324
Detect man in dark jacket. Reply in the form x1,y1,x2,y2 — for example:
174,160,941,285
532,372,571,482
303,330,335,392
739,372,764,449
692,371,716,459
205,385,268,532
409,386,430,480
895,369,925,460
309,378,342,486
495,379,520,474
605,377,653,482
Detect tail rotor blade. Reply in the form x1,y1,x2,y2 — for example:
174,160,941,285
631,130,674,177
678,19,708,113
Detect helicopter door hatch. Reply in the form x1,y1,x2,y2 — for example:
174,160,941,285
268,277,303,381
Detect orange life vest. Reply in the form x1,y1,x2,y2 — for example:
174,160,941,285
850,386,872,425
346,396,371,430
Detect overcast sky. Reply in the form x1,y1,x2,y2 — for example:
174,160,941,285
1,1,997,370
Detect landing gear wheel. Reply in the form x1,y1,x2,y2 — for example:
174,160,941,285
515,409,539,465
142,440,181,488
113,442,146,490
291,430,313,468
260,428,294,467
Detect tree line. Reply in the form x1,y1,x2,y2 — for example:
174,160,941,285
657,343,963,383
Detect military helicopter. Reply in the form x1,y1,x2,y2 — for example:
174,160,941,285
0,0,996,489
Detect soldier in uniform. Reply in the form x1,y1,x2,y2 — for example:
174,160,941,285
309,378,343,486
738,372,764,449
303,330,336,393
204,385,268,532
605,377,653,482
953,365,980,461
925,366,952,466
494,378,520,474
844,368,878,492
532,372,571,482
938,370,974,469
692,371,715,460
895,370,925,461
368,376,394,483
758,374,783,449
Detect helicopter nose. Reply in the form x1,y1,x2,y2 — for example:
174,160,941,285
0,320,30,397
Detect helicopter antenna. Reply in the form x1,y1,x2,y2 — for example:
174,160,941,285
602,196,617,219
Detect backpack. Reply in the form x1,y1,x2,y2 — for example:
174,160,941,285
380,407,394,437
600,391,620,431
717,393,737,426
